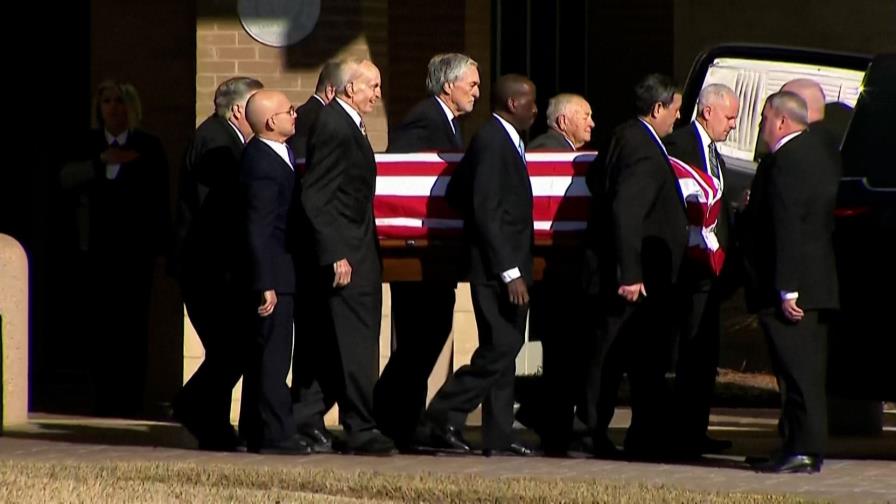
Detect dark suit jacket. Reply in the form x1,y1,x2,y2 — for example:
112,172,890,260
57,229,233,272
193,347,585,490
287,95,325,160
387,97,463,153
595,119,687,289
85,128,170,258
240,137,296,294
742,129,840,311
447,116,534,284
177,115,244,274
527,129,574,151
302,100,380,286
664,121,731,251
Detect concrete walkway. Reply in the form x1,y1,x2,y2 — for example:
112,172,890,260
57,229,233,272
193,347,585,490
1,407,894,503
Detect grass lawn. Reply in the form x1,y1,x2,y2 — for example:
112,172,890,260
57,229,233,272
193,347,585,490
0,460,825,503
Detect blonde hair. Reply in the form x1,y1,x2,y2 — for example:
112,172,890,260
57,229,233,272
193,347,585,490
93,80,143,130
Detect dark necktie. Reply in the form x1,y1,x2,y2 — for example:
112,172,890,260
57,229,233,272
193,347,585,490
285,143,296,169
708,143,721,179
451,117,463,149
359,119,367,137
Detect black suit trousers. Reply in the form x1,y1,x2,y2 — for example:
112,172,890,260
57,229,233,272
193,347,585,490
759,309,828,456
290,264,340,431
239,293,297,448
427,282,527,449
526,277,591,447
585,285,676,448
326,275,383,442
374,281,456,444
674,267,721,440
178,270,245,431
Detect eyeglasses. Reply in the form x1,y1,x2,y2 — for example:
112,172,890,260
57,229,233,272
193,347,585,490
272,106,296,118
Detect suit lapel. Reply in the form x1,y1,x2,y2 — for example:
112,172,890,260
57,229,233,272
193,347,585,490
255,138,294,174
639,121,687,210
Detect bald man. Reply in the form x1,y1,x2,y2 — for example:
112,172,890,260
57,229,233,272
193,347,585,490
743,91,839,473
238,90,311,455
300,59,396,455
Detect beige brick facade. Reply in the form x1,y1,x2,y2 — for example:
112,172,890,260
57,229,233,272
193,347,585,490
188,0,494,425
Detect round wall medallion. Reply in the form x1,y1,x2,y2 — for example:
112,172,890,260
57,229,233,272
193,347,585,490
237,0,320,47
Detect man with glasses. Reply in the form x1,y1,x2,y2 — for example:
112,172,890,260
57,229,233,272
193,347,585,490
239,90,310,454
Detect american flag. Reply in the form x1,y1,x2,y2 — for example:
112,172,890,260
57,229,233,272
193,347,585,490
669,156,725,275
371,152,597,240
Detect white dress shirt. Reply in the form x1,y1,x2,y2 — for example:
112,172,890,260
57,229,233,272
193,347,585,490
258,137,293,170
492,113,525,283
103,130,129,180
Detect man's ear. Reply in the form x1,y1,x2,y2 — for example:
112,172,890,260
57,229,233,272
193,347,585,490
345,81,355,100
651,101,664,119
325,85,336,101
507,97,517,113
555,113,568,132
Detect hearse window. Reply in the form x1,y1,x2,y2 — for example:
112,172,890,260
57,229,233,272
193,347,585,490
696,57,866,168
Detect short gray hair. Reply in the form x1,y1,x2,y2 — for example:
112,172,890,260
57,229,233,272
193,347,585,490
697,83,736,110
425,53,478,96
315,60,341,94
766,91,809,126
545,93,585,126
214,77,264,119
333,58,366,95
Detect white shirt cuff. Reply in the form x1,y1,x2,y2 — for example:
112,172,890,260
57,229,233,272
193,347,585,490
501,267,521,284
780,291,799,301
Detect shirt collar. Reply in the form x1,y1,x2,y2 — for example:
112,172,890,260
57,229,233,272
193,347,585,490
104,130,128,145
335,97,363,132
551,128,577,150
312,94,326,106
226,119,245,143
638,118,668,155
773,130,803,153
257,137,293,170
435,97,457,133
693,120,713,152
493,113,522,151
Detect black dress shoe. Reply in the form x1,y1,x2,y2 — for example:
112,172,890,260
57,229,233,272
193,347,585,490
700,435,733,453
482,442,535,457
344,431,397,456
428,423,472,453
252,435,313,455
298,426,334,454
752,454,822,474
197,429,245,453
591,435,623,459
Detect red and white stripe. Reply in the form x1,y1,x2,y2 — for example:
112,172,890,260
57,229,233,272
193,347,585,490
668,156,725,275
371,152,596,240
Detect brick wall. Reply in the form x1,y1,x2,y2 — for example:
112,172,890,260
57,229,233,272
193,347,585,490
197,0,390,150
190,0,492,425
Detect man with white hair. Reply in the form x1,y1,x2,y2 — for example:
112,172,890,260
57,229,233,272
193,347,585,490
528,93,594,150
375,53,480,451
300,58,397,455
663,83,739,457
521,92,594,455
